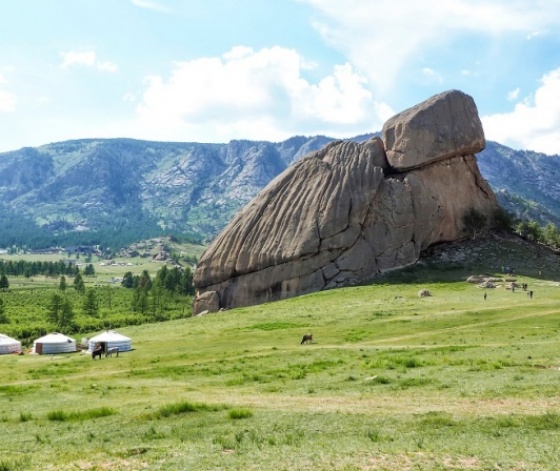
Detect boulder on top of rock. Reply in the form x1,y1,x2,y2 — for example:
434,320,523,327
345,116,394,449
382,90,485,171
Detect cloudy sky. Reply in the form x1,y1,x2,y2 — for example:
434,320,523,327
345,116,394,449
1,0,560,154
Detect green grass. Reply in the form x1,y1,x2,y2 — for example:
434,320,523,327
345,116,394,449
1,272,560,469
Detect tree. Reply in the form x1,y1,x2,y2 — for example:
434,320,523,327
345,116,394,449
82,289,99,317
138,270,152,291
121,271,134,289
59,275,67,291
47,293,74,329
462,207,487,239
149,285,168,320
526,221,543,243
155,265,168,288
543,223,560,247
179,267,195,296
0,298,8,324
164,267,181,292
84,263,95,276
73,273,85,294
0,274,9,291
132,288,148,315
493,207,515,232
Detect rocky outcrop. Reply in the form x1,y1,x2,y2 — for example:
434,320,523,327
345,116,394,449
193,90,501,314
383,90,485,170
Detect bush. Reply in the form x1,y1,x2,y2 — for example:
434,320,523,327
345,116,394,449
462,207,487,238
155,401,220,418
228,408,253,420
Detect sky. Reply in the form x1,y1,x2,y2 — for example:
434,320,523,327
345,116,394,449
1,0,560,155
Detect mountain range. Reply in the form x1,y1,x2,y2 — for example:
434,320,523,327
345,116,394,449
0,135,559,250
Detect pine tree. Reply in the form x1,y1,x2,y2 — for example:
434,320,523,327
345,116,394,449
59,275,67,291
121,271,134,288
179,267,194,296
0,273,9,291
73,273,85,294
82,289,98,317
0,298,8,323
47,293,74,329
138,270,152,291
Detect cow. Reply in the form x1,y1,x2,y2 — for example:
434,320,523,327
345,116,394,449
300,333,313,345
105,347,119,358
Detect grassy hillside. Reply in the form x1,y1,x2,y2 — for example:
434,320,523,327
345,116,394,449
2,254,560,470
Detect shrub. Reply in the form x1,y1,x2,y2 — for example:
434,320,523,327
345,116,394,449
47,407,116,421
155,401,219,418
462,207,488,238
228,408,253,420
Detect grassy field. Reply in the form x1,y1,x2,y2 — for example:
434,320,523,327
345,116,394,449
1,238,206,288
2,265,560,470
1,255,176,289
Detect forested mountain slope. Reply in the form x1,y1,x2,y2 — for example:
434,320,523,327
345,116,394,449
0,135,558,249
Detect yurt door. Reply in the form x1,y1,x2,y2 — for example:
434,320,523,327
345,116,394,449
36,343,42,354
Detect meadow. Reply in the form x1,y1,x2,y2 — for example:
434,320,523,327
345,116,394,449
1,263,560,470
0,252,195,344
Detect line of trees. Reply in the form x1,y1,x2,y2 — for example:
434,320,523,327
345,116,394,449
463,205,560,250
515,221,560,248
0,260,95,278
121,266,195,321
121,265,194,295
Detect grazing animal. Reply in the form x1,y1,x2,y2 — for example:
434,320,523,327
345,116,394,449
91,344,103,360
300,333,313,345
105,347,119,358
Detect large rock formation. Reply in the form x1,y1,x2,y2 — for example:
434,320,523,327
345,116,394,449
193,90,500,314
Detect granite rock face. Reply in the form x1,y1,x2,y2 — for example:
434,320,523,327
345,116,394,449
193,90,500,314
382,89,485,170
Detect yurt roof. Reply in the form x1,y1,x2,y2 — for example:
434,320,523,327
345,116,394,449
34,332,75,344
0,334,20,345
89,330,131,342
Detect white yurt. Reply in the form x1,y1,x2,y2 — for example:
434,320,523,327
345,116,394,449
0,334,21,354
32,332,76,355
88,330,132,353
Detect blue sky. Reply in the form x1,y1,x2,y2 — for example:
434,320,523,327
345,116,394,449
1,0,560,154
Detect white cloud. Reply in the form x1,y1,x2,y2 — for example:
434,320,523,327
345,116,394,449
130,0,169,12
60,51,118,72
0,68,16,113
97,61,118,73
482,68,560,155
0,89,16,112
60,51,96,68
527,31,543,40
135,46,392,142
299,0,560,93
421,68,443,84
507,88,520,101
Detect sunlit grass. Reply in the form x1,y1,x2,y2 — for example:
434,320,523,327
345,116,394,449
1,266,560,469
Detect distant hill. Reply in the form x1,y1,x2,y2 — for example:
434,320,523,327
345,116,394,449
0,135,559,249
